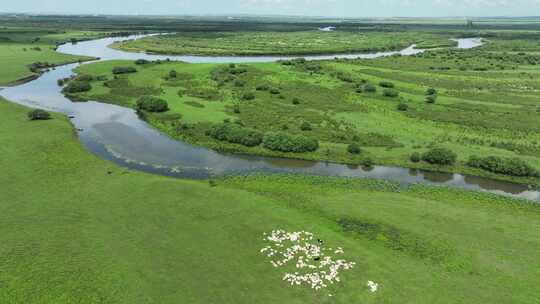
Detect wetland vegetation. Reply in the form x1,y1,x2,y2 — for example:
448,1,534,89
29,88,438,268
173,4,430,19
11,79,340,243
111,30,457,55
68,35,540,185
0,27,110,85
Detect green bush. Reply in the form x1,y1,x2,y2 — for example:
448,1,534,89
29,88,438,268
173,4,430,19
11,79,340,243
169,69,177,78
300,121,312,131
410,152,421,163
262,132,319,153
269,88,281,95
208,123,263,147
62,81,91,93
347,143,361,154
397,102,408,111
383,89,399,98
28,109,51,120
242,92,255,100
136,96,169,112
135,59,150,65
422,148,457,166
364,84,377,93
425,94,437,104
256,84,270,91
467,156,537,177
292,98,301,105
75,74,93,82
336,72,353,83
112,66,137,74
362,157,374,168
379,81,395,88
229,67,247,75
426,88,437,95
234,79,246,87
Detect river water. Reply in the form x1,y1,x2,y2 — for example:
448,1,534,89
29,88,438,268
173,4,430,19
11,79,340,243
2,35,538,201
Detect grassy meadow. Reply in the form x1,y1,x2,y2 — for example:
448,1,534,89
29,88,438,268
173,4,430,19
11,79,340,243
2,97,540,303
70,42,540,185
0,28,108,85
111,31,457,56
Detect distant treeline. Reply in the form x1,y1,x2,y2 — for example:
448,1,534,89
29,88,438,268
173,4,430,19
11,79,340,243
2,15,540,33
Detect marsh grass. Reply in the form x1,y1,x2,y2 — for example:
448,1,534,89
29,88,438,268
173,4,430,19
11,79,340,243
70,38,540,184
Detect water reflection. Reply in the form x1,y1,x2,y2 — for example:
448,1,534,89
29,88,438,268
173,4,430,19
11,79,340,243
423,171,454,183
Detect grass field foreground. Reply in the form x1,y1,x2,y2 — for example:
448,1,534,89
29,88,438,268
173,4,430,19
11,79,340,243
1,97,540,303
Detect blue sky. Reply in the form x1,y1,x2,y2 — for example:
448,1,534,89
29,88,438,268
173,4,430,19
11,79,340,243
3,0,540,17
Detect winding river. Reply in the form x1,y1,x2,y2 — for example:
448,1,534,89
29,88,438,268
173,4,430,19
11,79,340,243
2,35,539,201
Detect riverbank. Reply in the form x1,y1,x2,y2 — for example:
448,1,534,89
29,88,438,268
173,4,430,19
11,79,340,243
3,33,538,200
2,97,540,303
0,29,112,85
68,55,540,191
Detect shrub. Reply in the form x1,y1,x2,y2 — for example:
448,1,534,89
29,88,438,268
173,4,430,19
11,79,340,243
347,143,361,154
208,123,263,147
426,87,437,95
242,92,255,100
256,84,270,91
135,59,149,65
336,72,353,83
292,98,301,105
425,95,437,104
229,67,247,75
269,88,281,95
422,148,457,165
364,84,377,93
136,96,169,112
75,74,93,82
300,121,312,131
233,104,241,113
383,89,399,98
379,81,395,88
112,66,137,74
62,81,91,93
169,69,177,78
467,156,537,177
263,132,319,153
28,109,51,120
362,158,374,167
410,152,421,163
397,102,408,111
234,79,246,87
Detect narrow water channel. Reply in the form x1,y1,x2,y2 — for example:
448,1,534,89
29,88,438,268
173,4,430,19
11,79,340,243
2,35,538,201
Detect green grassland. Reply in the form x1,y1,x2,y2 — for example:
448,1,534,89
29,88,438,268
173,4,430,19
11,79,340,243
0,28,108,85
2,97,540,303
477,30,540,53
111,31,457,56
70,43,540,185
